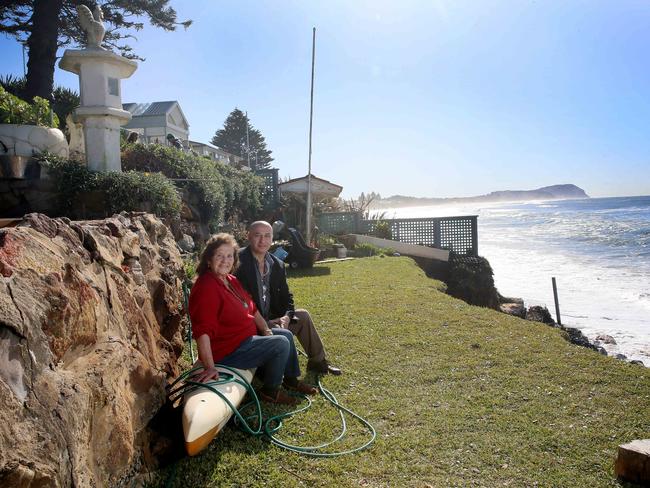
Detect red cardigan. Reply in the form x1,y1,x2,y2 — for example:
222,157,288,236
189,272,258,363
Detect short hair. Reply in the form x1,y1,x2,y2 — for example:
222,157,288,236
248,221,272,234
196,233,240,276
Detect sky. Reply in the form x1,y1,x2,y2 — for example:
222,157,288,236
1,0,650,199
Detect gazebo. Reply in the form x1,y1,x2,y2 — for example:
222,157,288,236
278,175,343,239
279,174,343,200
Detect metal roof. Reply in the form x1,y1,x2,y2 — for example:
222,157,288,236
122,101,178,117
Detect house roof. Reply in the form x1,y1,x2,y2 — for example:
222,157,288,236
279,174,343,198
188,140,219,150
280,175,343,191
122,100,190,130
123,101,177,116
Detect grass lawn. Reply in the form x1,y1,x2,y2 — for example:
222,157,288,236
152,257,649,487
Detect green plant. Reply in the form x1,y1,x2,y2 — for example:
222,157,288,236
182,255,198,282
318,234,337,248
121,143,263,228
352,242,395,257
39,156,181,218
51,86,79,132
1,76,80,132
0,85,59,127
372,220,392,239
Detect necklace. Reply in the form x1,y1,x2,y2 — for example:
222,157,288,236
221,278,249,309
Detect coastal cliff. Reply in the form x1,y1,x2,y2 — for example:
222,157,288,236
373,184,589,208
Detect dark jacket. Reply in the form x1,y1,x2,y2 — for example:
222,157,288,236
236,246,295,320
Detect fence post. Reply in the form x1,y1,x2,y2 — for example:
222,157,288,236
552,277,562,326
433,218,441,248
471,216,478,256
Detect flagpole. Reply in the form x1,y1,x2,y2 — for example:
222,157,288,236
245,111,251,169
306,27,316,244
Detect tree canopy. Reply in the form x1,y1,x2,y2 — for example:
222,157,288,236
211,108,274,171
0,0,191,100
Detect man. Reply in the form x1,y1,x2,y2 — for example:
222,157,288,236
236,221,342,375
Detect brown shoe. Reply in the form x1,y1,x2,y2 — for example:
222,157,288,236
307,359,342,376
283,380,318,395
258,389,297,405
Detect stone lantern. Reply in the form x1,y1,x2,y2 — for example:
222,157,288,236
58,5,137,172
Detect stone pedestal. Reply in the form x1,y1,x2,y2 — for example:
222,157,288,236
59,48,137,172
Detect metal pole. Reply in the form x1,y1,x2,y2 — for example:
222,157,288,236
552,277,562,326
306,27,316,244
245,111,251,169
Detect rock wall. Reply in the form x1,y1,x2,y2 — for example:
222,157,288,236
0,213,185,487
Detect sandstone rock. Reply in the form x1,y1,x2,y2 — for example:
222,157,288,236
177,234,195,253
561,327,599,351
0,213,185,487
595,334,617,345
615,439,650,484
525,305,555,324
500,302,526,318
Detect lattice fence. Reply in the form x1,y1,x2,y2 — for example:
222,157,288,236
254,168,280,209
438,217,477,256
318,211,362,234
318,212,478,256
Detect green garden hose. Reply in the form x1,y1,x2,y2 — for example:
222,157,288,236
168,363,376,457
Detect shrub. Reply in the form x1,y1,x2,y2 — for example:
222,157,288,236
183,255,198,282
0,86,59,127
121,143,263,229
353,242,395,257
0,75,79,131
446,255,500,309
51,86,80,132
373,220,392,239
40,156,181,218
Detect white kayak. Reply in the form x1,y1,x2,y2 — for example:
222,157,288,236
182,365,256,456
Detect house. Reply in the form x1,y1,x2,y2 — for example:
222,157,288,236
188,140,246,167
122,101,189,147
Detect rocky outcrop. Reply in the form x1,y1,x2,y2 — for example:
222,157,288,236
525,305,554,324
0,212,185,487
499,297,525,318
446,255,500,310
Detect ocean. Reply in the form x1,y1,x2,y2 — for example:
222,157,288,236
379,195,650,366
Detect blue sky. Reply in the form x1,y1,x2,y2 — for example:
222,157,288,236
2,0,649,198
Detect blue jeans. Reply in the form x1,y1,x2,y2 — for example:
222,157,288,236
219,328,300,389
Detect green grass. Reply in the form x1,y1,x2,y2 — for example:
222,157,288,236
152,257,649,487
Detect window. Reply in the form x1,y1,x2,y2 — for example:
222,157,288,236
108,78,119,96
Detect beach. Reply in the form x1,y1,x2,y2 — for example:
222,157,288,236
378,195,650,365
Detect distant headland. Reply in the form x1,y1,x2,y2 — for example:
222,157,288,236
371,184,589,208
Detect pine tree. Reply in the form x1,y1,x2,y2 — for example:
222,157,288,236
211,108,273,171
0,0,191,100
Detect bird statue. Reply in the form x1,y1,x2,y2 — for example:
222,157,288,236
77,4,106,48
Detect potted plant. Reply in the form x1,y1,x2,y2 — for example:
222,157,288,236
0,86,69,178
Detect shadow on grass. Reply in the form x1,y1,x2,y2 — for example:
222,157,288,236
287,266,331,278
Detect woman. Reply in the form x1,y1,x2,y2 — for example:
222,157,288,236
189,233,316,405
